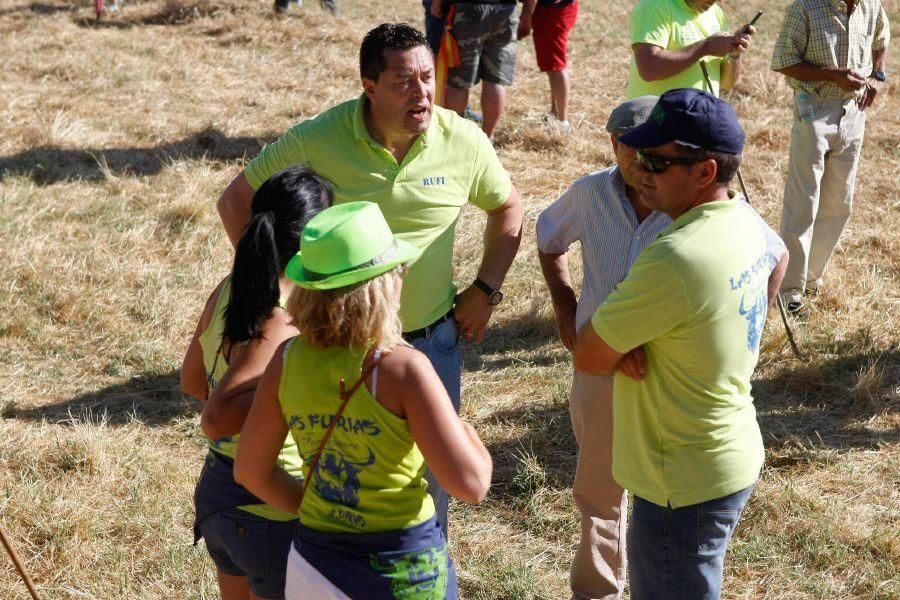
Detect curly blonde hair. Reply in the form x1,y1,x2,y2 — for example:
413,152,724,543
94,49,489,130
286,267,407,349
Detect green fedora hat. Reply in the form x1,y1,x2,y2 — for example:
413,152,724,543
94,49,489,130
286,201,421,290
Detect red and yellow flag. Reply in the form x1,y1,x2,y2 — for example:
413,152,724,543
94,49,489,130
435,6,460,107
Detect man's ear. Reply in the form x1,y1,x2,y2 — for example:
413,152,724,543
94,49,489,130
362,78,377,102
695,158,719,187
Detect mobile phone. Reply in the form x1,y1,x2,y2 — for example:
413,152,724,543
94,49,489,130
744,11,763,32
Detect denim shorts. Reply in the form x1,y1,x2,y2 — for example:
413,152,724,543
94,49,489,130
198,507,297,599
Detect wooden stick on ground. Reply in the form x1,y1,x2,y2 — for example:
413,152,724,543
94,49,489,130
0,524,40,600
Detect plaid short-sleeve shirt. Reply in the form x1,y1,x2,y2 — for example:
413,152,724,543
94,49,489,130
771,0,890,100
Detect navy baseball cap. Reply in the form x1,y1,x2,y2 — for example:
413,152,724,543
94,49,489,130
619,88,745,155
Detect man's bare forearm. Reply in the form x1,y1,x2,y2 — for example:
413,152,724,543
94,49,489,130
633,41,710,82
871,48,886,74
217,172,255,249
538,249,577,349
537,250,577,313
768,251,788,308
477,186,524,289
775,62,842,83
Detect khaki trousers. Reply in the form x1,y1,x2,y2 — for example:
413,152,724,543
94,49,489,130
780,95,866,294
569,372,627,600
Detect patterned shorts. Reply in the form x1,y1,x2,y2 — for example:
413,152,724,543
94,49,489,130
448,2,519,88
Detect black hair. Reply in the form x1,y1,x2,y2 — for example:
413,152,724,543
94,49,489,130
679,148,742,184
223,166,334,344
359,23,429,82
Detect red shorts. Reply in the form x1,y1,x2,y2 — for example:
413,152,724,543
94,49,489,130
532,1,578,72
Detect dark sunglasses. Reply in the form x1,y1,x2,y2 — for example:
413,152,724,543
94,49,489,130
636,150,702,174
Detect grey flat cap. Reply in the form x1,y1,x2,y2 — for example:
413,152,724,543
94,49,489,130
605,95,660,134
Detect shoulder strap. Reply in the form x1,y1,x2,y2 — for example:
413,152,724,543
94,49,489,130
204,341,224,402
297,347,385,508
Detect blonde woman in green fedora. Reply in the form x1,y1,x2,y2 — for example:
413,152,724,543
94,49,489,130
235,201,492,599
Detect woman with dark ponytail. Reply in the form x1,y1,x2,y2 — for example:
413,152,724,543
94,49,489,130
181,166,333,600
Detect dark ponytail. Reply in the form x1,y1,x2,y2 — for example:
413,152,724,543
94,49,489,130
224,166,334,344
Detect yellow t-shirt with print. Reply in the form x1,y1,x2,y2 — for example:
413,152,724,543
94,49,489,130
627,0,728,98
592,200,766,508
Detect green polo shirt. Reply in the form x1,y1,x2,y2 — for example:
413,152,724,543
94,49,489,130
244,96,512,331
591,200,766,508
627,0,728,98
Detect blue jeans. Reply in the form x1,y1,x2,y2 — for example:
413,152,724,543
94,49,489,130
409,316,461,539
628,485,754,600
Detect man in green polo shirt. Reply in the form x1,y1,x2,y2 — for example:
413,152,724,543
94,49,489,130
216,23,523,537
627,0,756,98
573,89,768,599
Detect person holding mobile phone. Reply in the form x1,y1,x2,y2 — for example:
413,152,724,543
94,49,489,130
771,0,890,316
626,0,756,99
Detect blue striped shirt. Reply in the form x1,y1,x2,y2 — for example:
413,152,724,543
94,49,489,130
536,166,785,330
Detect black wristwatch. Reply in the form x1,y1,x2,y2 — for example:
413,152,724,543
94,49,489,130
473,278,504,305
872,70,886,82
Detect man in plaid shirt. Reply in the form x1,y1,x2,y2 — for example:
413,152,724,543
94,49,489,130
771,0,889,315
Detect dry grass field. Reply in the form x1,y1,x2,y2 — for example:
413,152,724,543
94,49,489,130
0,0,897,598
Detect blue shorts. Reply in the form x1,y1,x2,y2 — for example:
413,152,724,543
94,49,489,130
198,507,297,599
294,516,457,599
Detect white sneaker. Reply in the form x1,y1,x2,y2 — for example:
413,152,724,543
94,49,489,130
782,290,806,316
545,112,572,135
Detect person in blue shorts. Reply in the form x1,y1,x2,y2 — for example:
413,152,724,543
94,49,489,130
181,167,332,599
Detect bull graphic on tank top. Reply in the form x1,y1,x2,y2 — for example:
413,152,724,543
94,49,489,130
315,446,376,507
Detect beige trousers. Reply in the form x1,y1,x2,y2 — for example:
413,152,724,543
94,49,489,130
780,95,867,294
569,372,627,600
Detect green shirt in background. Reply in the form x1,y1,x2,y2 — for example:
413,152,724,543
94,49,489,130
245,96,512,331
627,0,727,98
592,200,767,508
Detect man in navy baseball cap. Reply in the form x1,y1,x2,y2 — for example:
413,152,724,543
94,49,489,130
614,88,745,219
620,87,745,155
573,86,784,599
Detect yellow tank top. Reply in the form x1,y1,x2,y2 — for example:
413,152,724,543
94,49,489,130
279,339,434,533
198,277,302,521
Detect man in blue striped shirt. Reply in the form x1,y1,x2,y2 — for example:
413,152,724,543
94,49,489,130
536,96,787,600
